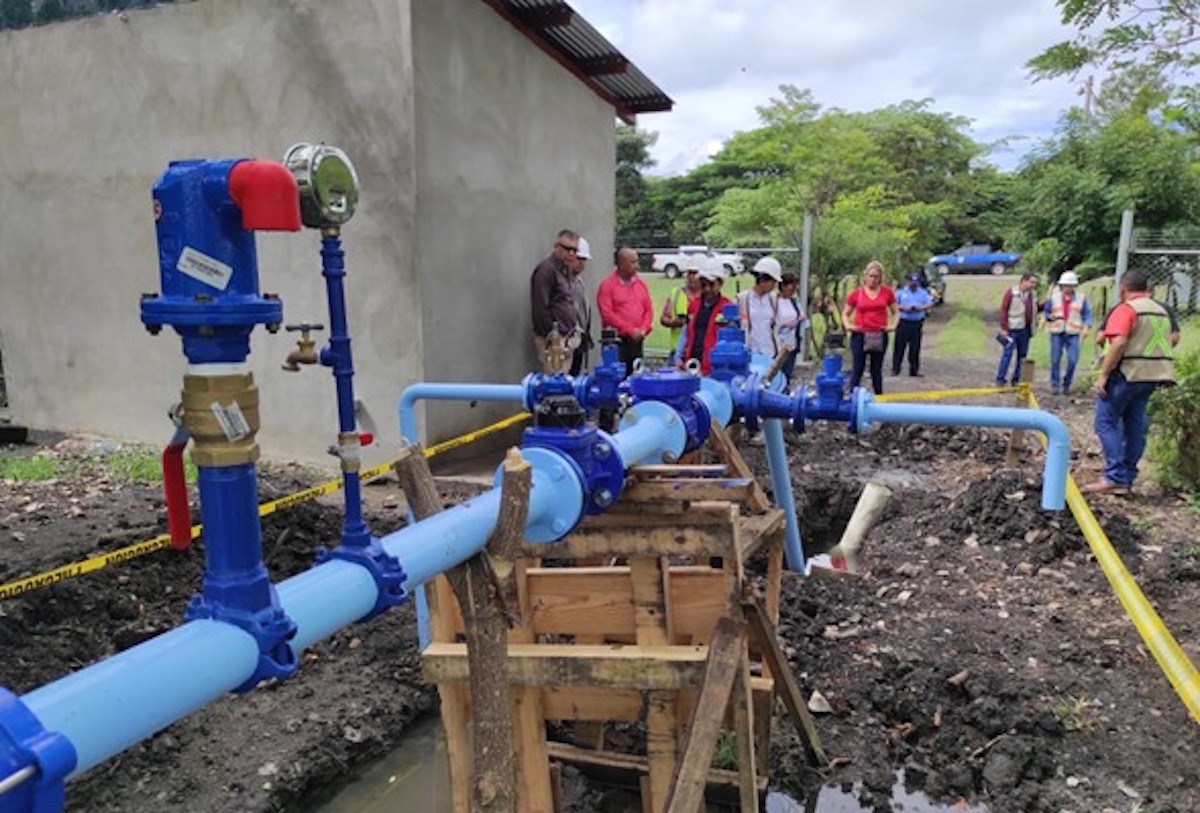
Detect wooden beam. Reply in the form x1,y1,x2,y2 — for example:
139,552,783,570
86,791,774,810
630,464,729,479
546,742,768,793
705,421,772,513
665,616,748,813
741,599,828,766
620,478,755,504
732,651,758,813
423,642,710,689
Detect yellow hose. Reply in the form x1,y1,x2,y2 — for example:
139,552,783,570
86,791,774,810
1026,393,1200,724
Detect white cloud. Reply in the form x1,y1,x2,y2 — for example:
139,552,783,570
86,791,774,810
571,0,1087,173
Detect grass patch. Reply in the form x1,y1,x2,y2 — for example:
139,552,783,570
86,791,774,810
0,444,195,485
1050,695,1101,732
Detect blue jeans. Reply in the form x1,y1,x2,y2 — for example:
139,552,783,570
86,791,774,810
1093,372,1158,486
1049,332,1081,390
995,327,1030,385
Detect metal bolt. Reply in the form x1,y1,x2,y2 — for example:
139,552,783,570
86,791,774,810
197,325,215,337
663,452,678,464
552,518,567,534
266,323,281,334
194,293,212,303
625,409,637,424
594,442,611,460
594,488,614,508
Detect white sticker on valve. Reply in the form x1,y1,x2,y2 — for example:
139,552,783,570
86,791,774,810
211,401,250,442
177,246,233,291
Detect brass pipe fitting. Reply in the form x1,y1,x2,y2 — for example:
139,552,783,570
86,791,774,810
180,373,261,467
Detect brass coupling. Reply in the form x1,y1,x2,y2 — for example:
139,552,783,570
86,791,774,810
336,431,361,473
181,373,262,467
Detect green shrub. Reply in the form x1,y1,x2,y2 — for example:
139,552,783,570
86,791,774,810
1148,349,1200,492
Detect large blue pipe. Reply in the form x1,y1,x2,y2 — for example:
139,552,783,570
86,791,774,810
856,395,1070,510
22,622,260,778
763,418,806,571
8,400,683,794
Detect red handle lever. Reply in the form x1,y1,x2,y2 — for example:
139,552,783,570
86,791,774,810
163,441,192,550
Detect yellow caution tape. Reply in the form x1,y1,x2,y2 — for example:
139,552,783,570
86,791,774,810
1027,392,1200,724
874,385,1017,403
0,412,531,600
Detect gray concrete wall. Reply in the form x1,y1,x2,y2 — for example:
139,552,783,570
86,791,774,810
0,0,420,465
411,0,616,442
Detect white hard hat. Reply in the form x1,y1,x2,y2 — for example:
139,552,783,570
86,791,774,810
698,256,726,281
1058,270,1078,286
576,237,591,260
752,256,783,282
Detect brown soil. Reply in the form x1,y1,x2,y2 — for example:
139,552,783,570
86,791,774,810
1,299,1197,813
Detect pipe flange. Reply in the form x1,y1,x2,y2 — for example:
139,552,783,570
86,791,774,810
0,688,77,812
852,387,874,434
500,446,585,543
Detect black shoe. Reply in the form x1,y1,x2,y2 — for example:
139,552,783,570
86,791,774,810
910,372,923,377
891,369,901,376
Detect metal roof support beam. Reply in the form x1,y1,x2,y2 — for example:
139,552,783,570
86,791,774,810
514,3,573,29
577,54,628,76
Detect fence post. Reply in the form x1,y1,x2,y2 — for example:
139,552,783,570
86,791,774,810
1005,358,1036,467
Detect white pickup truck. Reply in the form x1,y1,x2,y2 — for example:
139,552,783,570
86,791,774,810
650,245,744,278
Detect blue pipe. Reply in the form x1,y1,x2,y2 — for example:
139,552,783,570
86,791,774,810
763,419,805,571
398,383,527,449
856,394,1070,510
319,233,370,548
22,621,259,778
614,400,688,465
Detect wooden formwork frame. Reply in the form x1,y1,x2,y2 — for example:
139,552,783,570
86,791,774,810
401,423,826,813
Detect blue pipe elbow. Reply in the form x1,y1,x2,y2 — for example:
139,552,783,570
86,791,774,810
398,382,527,447
857,394,1070,510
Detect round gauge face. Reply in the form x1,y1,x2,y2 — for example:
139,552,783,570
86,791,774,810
284,143,360,228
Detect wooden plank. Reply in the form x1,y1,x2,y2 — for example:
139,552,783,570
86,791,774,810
732,651,758,813
531,503,739,559
620,479,755,504
423,642,710,689
705,421,771,513
511,558,555,812
546,742,768,793
629,464,729,478
665,616,747,813
738,510,785,559
631,554,676,813
541,686,642,721
581,502,737,527
741,599,828,766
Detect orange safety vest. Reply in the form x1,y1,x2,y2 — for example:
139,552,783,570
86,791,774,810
1046,287,1086,334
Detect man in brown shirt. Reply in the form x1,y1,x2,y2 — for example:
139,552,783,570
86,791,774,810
530,229,579,374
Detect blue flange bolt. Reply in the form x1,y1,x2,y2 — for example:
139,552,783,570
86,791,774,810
141,158,303,689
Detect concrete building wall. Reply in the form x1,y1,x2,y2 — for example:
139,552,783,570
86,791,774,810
411,0,616,442
0,0,620,461
0,0,420,464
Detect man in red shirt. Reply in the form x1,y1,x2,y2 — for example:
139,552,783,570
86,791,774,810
597,246,653,374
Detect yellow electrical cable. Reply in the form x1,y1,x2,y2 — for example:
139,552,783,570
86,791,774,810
1026,392,1200,724
0,411,532,600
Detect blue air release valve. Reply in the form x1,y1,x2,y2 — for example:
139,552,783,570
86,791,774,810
709,303,752,384
141,159,301,364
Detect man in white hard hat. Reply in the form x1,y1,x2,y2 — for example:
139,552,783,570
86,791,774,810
737,256,783,360
1042,269,1093,395
568,237,594,376
680,258,731,375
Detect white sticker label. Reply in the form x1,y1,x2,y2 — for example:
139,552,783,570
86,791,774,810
210,401,251,443
177,246,233,291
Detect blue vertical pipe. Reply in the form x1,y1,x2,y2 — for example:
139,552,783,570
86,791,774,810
858,398,1069,509
763,418,806,571
194,464,273,610
320,233,369,547
21,621,259,778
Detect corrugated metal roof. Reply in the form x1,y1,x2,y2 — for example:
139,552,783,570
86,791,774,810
481,0,673,122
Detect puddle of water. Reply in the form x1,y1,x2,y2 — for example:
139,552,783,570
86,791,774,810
313,715,452,813
767,770,989,813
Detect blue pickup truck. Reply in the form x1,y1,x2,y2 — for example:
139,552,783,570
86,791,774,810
927,244,1022,275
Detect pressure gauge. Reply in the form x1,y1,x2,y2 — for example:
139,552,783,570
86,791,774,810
282,143,360,228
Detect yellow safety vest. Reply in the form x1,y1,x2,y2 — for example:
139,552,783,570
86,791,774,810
1047,288,1086,334
1119,297,1175,384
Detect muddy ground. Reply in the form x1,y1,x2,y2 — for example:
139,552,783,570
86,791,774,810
1,320,1198,812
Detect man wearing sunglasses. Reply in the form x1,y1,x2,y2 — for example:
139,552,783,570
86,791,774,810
530,229,580,373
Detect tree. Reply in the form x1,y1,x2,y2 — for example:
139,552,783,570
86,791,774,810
1,0,33,27
1028,0,1200,80
36,0,64,23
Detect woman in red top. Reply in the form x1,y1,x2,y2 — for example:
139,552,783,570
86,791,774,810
841,260,898,394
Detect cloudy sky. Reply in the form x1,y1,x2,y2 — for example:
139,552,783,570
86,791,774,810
571,0,1088,176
